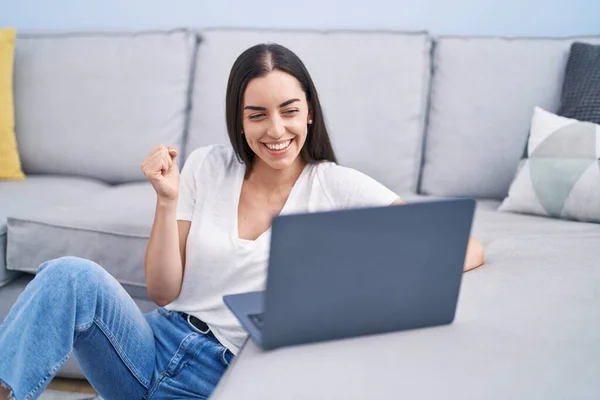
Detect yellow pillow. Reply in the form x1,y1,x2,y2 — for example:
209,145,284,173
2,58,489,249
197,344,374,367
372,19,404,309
0,27,24,180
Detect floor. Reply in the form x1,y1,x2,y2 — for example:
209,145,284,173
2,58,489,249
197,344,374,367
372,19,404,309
47,378,96,395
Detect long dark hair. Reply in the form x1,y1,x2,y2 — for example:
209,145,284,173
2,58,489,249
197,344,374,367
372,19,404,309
225,43,337,168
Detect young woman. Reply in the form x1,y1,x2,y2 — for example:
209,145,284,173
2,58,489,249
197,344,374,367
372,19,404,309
0,43,485,400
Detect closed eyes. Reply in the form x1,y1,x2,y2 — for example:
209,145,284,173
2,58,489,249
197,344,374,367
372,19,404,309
248,109,299,120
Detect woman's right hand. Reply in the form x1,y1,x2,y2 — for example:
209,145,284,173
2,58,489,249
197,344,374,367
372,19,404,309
141,144,180,202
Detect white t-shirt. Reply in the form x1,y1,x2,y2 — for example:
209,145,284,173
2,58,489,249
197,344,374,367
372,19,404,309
164,144,399,354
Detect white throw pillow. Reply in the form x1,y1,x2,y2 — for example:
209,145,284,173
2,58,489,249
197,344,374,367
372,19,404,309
499,107,600,223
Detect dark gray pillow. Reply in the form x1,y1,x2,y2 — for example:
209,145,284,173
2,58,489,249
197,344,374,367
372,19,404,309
558,42,600,124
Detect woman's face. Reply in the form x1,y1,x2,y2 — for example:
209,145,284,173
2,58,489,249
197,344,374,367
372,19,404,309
241,70,311,171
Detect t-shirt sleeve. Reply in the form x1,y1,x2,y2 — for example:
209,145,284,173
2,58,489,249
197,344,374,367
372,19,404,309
319,163,401,209
176,145,215,221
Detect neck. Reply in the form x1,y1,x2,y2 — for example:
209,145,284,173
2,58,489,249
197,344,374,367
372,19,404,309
247,158,306,191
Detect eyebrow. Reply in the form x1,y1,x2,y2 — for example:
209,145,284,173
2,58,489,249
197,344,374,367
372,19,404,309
244,98,300,111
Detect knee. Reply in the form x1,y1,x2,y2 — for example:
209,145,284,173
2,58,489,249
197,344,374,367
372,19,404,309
36,256,105,284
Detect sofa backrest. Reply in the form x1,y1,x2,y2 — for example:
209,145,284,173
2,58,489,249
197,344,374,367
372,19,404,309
14,29,197,184
13,29,599,198
419,35,600,200
184,29,432,195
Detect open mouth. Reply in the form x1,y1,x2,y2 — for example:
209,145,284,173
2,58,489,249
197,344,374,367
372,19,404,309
263,138,293,153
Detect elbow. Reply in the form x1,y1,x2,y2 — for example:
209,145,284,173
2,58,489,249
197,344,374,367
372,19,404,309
153,297,172,308
151,295,176,308
147,288,179,307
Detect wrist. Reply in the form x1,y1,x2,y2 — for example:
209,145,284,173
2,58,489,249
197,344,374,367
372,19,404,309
156,196,178,209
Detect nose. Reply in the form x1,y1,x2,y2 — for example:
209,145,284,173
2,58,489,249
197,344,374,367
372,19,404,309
266,115,285,139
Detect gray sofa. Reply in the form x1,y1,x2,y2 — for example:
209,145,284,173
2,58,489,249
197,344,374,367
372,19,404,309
1,29,599,398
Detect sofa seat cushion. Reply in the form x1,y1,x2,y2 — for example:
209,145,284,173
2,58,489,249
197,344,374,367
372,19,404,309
0,175,107,287
399,195,600,244
6,182,156,298
0,175,108,230
473,200,600,245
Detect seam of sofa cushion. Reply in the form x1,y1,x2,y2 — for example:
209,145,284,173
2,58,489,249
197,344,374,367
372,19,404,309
433,34,600,41
415,37,436,195
0,272,24,287
7,217,150,239
198,27,430,36
16,28,192,39
179,33,202,161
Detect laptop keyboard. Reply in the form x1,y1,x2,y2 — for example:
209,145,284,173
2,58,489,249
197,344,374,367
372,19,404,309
248,313,264,329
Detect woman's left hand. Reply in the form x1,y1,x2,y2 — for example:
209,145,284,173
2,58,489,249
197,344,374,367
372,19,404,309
464,237,485,272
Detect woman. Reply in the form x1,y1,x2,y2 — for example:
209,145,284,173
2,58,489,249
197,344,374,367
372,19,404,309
0,43,485,400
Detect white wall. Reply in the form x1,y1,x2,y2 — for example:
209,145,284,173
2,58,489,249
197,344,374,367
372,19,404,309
2,0,599,36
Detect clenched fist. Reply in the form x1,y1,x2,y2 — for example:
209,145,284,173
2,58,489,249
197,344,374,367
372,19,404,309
141,144,180,201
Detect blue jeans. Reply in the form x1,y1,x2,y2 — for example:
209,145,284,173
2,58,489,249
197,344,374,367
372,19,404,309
0,256,234,400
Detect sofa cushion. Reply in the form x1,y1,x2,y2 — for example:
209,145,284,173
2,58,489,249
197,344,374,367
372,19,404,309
6,182,155,298
0,27,25,180
499,107,600,223
187,29,432,195
0,175,107,287
473,197,600,245
13,29,197,184
398,195,600,244
420,35,600,200
558,42,600,124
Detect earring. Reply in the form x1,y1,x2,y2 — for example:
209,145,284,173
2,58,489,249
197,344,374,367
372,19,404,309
308,119,313,125
241,130,244,135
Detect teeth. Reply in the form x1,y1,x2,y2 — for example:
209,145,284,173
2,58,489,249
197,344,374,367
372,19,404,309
265,140,291,151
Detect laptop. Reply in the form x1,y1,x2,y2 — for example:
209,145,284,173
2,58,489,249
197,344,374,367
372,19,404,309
223,198,475,350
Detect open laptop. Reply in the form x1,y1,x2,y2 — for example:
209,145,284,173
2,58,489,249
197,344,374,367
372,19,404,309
223,198,476,350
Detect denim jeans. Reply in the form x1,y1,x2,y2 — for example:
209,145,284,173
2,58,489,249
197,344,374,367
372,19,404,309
0,256,234,400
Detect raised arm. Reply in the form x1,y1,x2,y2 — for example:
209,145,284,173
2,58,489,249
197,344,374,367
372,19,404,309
142,145,190,306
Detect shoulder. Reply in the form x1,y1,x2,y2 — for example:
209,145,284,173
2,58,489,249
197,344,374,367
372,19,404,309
182,144,241,177
312,162,399,209
314,161,386,189
315,162,371,182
